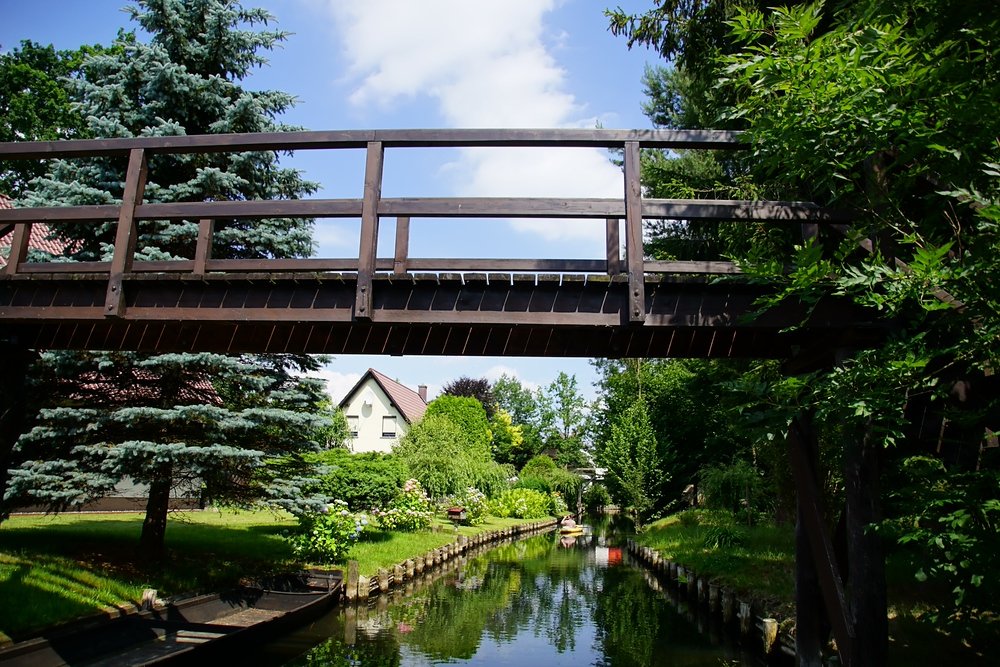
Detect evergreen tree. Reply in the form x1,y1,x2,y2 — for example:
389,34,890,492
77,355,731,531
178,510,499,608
7,0,328,559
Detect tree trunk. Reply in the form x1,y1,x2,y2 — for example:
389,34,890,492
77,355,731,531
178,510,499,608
0,344,36,521
140,473,172,560
844,426,887,666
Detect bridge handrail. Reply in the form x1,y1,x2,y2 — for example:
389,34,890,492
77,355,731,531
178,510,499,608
0,128,846,323
0,128,746,159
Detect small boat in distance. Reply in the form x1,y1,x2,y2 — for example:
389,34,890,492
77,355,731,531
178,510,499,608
559,516,585,535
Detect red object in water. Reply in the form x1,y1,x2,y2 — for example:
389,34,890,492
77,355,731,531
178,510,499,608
607,547,623,566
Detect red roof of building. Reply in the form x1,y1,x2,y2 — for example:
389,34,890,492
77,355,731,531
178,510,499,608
0,194,78,266
339,368,427,424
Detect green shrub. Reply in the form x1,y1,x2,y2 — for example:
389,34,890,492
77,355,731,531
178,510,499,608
519,454,583,498
395,415,512,498
699,459,764,523
514,475,551,494
372,479,435,532
304,449,407,511
583,484,611,513
489,488,551,519
446,487,489,526
702,524,747,549
424,395,492,449
550,491,569,516
287,499,364,563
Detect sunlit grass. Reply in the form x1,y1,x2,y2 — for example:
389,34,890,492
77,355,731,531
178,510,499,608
0,510,543,641
0,509,298,641
636,509,795,613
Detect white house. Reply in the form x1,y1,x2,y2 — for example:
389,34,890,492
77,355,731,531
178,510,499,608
339,368,427,453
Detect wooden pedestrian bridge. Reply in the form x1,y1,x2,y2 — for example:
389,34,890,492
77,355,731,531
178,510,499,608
0,128,884,359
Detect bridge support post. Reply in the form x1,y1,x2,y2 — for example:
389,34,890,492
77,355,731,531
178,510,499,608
788,413,855,666
791,413,831,667
356,141,384,320
105,148,148,318
623,141,645,323
0,341,36,519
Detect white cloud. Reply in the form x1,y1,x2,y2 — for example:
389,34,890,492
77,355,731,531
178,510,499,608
308,368,362,404
483,364,540,392
322,0,624,247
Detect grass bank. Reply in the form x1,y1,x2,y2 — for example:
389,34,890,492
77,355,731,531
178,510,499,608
0,510,545,643
635,509,795,618
347,516,539,578
633,509,995,666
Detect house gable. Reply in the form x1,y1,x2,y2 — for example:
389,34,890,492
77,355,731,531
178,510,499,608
339,369,427,453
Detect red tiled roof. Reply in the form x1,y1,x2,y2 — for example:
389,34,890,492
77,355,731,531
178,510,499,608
339,368,427,424
73,369,222,407
0,194,78,266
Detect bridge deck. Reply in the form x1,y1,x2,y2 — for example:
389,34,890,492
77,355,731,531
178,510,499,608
0,271,882,358
0,128,882,358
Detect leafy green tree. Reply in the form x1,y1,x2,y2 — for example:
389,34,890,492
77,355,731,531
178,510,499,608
423,395,492,451
8,0,326,559
489,409,525,467
0,40,108,197
542,372,589,468
492,374,548,465
393,415,510,498
614,0,1000,653
599,401,662,529
442,376,497,418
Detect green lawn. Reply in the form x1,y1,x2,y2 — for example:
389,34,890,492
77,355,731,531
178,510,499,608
0,510,544,643
347,516,539,577
0,509,298,642
635,510,795,616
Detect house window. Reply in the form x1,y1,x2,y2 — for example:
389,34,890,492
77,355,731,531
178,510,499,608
382,416,397,438
347,415,359,438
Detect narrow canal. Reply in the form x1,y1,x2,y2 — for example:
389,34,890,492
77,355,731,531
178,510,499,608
253,516,756,666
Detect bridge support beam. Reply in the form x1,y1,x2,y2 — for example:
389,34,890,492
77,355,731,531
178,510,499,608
790,408,889,667
790,413,840,666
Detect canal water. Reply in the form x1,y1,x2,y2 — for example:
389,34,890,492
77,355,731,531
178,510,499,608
255,516,758,666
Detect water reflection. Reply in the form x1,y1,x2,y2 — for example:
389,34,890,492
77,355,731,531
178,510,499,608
264,516,752,666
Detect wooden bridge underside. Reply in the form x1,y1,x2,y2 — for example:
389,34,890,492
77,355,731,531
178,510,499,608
0,271,881,357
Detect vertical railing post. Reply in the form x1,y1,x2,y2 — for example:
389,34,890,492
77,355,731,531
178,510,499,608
605,218,621,275
193,218,215,276
393,216,410,276
623,141,645,323
2,222,32,276
105,148,148,318
356,141,384,320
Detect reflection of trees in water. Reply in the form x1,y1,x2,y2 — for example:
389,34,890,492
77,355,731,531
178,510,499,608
292,530,715,666
293,636,401,667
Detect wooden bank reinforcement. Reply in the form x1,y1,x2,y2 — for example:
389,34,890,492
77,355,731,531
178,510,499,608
625,539,796,664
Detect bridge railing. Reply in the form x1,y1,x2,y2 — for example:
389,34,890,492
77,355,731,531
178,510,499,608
0,129,847,322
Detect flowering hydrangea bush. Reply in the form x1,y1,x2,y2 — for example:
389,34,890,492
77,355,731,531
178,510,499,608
287,499,365,563
550,491,569,516
488,488,551,519
373,479,435,532
446,487,488,526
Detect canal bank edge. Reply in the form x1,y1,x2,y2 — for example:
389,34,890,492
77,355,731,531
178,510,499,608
344,519,560,602
626,539,798,664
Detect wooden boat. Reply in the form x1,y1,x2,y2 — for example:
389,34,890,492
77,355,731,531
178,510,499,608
0,585,338,667
559,525,585,536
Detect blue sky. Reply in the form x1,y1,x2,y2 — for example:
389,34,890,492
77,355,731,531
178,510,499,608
0,0,659,403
